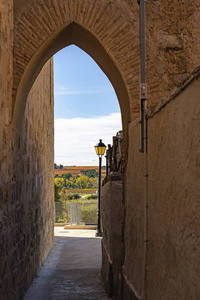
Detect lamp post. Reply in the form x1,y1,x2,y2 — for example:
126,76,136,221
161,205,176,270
94,139,106,237
137,0,147,153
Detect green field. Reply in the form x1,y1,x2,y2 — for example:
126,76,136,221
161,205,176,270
65,188,97,194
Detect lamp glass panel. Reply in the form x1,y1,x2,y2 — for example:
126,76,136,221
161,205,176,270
98,146,106,155
95,146,106,156
95,146,99,155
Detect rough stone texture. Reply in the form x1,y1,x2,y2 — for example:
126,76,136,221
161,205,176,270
15,60,54,299
0,2,15,298
123,120,145,299
12,0,200,123
0,2,54,295
0,1,200,300
147,76,200,300
123,76,200,299
10,0,200,161
101,175,124,299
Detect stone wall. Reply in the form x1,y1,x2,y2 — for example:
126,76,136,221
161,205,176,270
123,120,145,299
10,0,200,162
101,174,124,300
12,0,200,121
147,75,200,300
123,73,200,299
0,1,54,295
1,1,200,299
145,0,200,107
0,1,15,297
19,58,54,274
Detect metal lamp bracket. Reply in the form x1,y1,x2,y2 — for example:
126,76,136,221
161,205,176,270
140,83,147,99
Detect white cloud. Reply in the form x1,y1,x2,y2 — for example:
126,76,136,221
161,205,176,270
54,113,122,166
54,85,113,96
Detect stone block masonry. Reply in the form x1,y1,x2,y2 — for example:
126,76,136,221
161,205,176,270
13,0,200,123
123,72,200,299
102,72,200,300
0,0,200,299
0,1,54,295
0,59,54,299
101,174,124,299
11,0,200,161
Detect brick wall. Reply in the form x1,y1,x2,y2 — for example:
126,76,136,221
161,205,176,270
1,1,200,299
13,0,200,124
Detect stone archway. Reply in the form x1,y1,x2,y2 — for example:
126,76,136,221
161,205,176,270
13,0,142,153
13,22,130,151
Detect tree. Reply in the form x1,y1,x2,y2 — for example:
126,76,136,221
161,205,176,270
88,169,98,178
65,177,76,188
60,188,68,202
62,173,72,180
54,183,61,202
67,193,80,200
76,175,89,189
89,177,98,188
81,169,98,178
54,177,64,190
54,178,65,202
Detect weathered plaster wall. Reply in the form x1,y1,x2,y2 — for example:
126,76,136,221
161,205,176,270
1,1,200,300
123,75,200,299
101,174,124,299
0,2,54,295
123,120,145,299
145,0,200,106
147,76,200,300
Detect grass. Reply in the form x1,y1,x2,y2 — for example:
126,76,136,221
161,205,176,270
65,188,97,194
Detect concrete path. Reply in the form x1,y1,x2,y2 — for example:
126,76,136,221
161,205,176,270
23,227,110,300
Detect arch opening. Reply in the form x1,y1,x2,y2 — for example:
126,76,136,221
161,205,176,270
13,22,131,157
54,44,122,167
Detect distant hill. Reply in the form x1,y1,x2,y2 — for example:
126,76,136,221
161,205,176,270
54,166,106,177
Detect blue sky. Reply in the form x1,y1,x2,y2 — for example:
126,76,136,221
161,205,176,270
54,45,122,166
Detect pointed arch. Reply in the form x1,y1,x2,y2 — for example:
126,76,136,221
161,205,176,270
13,22,131,153
13,0,142,157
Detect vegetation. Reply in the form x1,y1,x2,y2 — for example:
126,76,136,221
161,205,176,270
65,189,97,194
81,203,97,224
67,193,81,200
81,169,98,178
54,174,98,190
54,177,64,189
55,201,68,223
54,200,98,224
85,194,98,200
54,166,102,224
54,183,61,202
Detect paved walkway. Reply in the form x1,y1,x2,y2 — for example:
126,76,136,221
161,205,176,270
23,227,110,300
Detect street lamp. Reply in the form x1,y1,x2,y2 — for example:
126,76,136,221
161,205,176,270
94,139,106,237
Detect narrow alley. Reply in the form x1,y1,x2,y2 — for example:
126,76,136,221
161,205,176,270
23,228,109,300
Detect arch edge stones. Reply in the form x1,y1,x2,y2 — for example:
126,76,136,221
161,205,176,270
13,0,140,163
